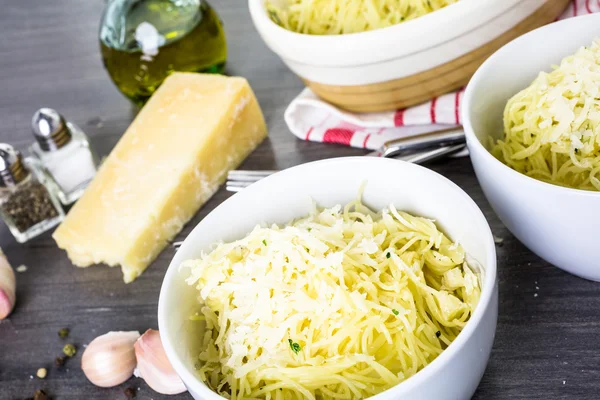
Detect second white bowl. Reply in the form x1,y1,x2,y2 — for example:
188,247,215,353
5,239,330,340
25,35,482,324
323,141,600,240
463,13,600,281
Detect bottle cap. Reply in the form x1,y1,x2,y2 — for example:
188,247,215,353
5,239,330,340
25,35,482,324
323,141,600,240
31,108,72,151
0,144,28,187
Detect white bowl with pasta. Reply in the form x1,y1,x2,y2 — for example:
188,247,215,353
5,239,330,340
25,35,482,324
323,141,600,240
463,13,600,281
158,157,498,399
248,0,568,112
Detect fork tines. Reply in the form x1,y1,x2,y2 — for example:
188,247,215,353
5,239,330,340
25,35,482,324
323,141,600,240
226,170,276,192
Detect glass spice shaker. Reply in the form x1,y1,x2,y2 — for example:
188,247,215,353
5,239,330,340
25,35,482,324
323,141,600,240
29,108,98,205
0,144,64,243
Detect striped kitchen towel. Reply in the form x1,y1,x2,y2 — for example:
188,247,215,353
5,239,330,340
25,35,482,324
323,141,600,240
285,0,597,151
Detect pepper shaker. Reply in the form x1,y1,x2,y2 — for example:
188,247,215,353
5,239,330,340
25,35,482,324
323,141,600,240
0,144,64,243
29,108,98,205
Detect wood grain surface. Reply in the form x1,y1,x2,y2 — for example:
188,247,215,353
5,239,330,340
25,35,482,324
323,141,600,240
0,1,599,399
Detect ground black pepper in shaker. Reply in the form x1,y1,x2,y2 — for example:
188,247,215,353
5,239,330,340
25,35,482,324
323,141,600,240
0,144,64,243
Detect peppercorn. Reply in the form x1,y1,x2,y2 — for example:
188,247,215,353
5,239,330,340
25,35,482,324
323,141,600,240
62,343,76,357
36,368,47,379
124,387,137,398
33,389,50,400
58,328,69,339
55,356,66,367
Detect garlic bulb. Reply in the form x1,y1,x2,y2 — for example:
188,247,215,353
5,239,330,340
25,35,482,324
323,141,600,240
134,329,186,395
82,331,140,387
0,249,16,320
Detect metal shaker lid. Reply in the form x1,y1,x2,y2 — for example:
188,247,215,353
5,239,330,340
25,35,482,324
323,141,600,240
0,144,28,187
31,108,72,151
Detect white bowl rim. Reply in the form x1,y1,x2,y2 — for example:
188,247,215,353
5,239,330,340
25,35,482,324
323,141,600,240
158,156,498,399
250,0,466,39
248,0,510,60
462,12,600,199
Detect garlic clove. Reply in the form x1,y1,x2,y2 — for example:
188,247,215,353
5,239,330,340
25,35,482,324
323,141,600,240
134,329,187,395
82,331,140,388
0,249,16,320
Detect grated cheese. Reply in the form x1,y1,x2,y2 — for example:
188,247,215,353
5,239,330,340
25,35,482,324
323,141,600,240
492,39,600,191
182,196,480,399
267,0,460,35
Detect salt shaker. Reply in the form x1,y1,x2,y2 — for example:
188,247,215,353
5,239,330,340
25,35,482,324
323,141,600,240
0,144,64,243
29,108,98,205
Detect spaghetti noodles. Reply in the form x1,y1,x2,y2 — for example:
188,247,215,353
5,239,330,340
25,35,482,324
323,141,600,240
182,195,480,399
492,39,600,191
266,0,460,35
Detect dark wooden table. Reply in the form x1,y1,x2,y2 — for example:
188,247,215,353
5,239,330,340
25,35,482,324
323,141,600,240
1,1,599,399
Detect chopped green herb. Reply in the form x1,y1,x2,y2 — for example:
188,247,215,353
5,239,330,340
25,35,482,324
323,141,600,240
307,228,312,232
62,344,77,358
267,8,283,26
436,331,441,338
288,339,301,354
392,309,399,316
262,239,267,246
58,328,69,339
386,252,391,259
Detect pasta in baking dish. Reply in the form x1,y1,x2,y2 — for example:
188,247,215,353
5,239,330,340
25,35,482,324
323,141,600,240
266,0,460,35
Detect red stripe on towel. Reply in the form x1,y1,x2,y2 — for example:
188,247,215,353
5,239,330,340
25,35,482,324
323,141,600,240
305,127,314,141
362,133,371,149
323,128,355,146
454,90,461,125
430,97,438,123
394,109,405,126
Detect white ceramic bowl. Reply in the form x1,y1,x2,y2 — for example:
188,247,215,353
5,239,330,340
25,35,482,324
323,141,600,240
463,13,600,281
158,157,498,400
248,0,567,112
250,0,552,85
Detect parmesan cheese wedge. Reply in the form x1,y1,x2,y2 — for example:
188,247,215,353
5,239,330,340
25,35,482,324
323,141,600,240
53,73,267,282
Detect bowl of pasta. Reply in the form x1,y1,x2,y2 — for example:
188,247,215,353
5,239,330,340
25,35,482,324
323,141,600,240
463,13,600,281
248,0,569,113
158,157,498,399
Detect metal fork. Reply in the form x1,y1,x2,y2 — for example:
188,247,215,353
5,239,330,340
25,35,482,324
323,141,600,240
226,143,465,192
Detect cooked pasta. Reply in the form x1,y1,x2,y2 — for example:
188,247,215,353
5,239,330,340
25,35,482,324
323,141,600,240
492,39,600,191
181,194,480,399
266,0,460,35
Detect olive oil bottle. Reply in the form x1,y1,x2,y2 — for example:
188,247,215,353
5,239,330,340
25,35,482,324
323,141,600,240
99,0,227,106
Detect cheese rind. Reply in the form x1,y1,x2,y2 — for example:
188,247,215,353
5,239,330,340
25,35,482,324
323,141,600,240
53,73,267,283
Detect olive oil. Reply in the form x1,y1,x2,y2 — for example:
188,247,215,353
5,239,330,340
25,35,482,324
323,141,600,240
99,0,227,106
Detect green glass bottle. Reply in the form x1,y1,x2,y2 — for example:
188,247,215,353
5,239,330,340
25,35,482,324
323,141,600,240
99,0,227,106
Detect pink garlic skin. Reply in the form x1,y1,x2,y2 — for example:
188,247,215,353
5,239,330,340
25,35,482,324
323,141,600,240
0,252,16,320
134,329,187,395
